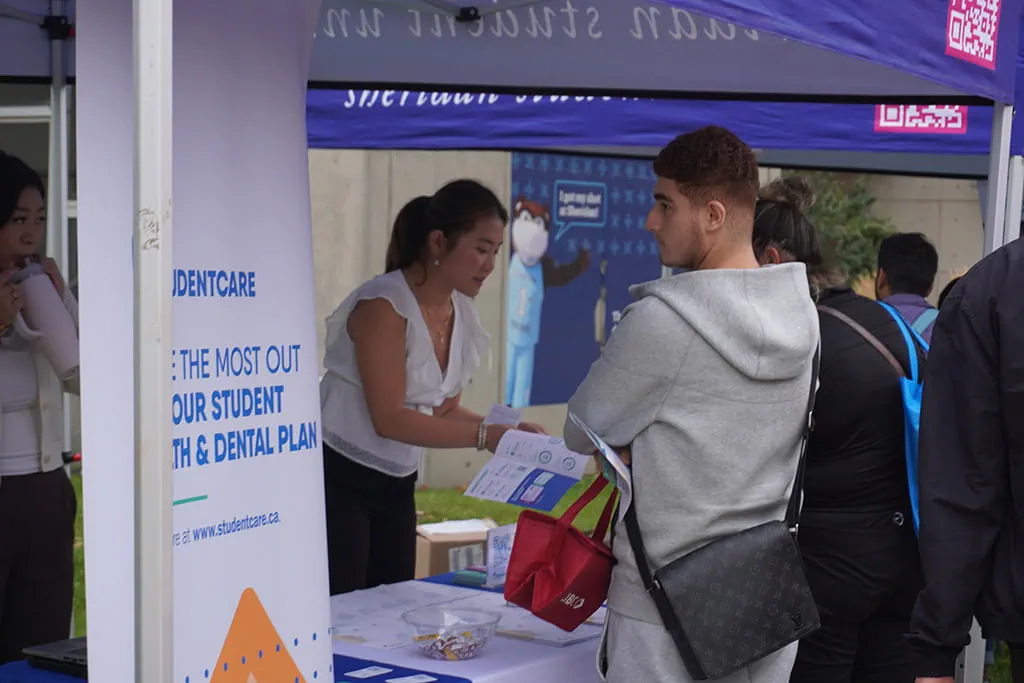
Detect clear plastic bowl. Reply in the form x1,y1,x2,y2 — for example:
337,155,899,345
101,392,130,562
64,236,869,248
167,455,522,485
401,607,502,661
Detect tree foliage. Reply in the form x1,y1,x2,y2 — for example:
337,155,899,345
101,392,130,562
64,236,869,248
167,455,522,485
783,171,896,281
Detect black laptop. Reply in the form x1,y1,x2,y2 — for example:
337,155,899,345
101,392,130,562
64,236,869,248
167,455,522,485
24,637,87,679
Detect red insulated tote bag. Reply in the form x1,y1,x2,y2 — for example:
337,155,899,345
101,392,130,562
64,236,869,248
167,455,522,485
504,476,619,631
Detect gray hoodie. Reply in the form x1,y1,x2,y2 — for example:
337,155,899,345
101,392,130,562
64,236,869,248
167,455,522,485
564,263,819,627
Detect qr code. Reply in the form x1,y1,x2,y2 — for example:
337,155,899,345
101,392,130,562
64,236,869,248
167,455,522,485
946,0,1000,69
874,105,969,134
492,534,513,555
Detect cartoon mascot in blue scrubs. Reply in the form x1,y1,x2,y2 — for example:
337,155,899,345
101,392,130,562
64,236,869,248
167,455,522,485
505,198,590,409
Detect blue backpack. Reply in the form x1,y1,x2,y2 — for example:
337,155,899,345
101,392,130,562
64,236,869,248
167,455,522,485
819,303,929,534
877,302,929,534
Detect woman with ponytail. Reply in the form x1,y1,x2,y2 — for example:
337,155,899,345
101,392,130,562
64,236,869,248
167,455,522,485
754,176,925,683
319,179,544,595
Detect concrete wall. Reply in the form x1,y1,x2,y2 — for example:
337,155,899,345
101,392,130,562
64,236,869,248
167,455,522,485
868,176,984,300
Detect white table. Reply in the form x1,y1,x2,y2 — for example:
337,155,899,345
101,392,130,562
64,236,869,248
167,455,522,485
330,578,601,683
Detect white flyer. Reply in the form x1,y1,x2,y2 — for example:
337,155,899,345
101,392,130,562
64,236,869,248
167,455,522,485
464,431,590,512
568,413,632,522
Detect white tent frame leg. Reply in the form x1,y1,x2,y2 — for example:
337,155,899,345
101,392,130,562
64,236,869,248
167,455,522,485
1003,156,1024,244
45,1,73,464
982,105,1013,256
132,0,175,678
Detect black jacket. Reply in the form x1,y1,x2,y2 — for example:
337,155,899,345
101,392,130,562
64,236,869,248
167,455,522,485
907,237,1024,677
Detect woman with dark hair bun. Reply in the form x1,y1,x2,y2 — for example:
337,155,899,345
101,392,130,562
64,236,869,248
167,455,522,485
754,176,925,683
319,179,545,595
0,151,79,662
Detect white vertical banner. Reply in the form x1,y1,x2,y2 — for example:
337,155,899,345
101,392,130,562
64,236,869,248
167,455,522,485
78,0,331,679
170,0,330,680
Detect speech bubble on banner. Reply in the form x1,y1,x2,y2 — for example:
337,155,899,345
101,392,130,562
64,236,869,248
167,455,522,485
553,180,608,241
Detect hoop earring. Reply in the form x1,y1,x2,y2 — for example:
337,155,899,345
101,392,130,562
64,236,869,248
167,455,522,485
433,260,440,267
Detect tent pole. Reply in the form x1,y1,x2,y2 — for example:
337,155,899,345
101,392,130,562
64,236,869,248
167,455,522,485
982,104,1012,256
133,0,174,678
46,0,72,457
1002,155,1023,245
46,2,74,640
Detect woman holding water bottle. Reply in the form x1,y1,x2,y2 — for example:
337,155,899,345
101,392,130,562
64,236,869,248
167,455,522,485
319,179,546,596
0,151,80,662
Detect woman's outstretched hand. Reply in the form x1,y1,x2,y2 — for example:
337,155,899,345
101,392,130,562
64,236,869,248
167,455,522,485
517,421,548,435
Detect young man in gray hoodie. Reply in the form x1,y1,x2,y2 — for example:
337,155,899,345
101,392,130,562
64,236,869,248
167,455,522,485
563,126,820,683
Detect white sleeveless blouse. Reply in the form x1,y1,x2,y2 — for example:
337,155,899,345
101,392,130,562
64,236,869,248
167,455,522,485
319,270,490,477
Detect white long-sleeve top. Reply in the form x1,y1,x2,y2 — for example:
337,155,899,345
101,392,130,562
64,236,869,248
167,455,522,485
0,288,80,478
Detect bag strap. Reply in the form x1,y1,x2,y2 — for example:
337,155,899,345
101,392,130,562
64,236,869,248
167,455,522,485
818,305,905,377
591,485,619,543
784,345,820,532
543,476,618,560
876,302,927,382
624,346,820,591
559,476,608,526
911,307,939,336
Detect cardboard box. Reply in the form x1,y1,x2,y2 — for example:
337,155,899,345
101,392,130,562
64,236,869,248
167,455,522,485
414,518,497,579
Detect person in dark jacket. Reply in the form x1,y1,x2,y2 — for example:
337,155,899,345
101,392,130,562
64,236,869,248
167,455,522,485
754,176,925,683
875,233,939,343
935,275,961,310
906,237,1024,683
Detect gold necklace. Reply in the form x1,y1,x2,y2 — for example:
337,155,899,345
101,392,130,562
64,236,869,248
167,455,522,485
423,299,454,349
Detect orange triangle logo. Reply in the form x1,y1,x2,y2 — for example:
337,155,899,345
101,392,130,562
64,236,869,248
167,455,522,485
210,588,305,683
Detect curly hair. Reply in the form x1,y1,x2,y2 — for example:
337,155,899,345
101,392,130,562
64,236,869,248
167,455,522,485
652,126,759,208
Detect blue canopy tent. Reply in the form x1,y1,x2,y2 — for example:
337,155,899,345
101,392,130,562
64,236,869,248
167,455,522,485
307,91,992,175
2,1,1021,681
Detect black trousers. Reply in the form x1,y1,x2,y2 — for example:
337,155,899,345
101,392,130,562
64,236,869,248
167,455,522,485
0,469,76,664
790,507,923,683
322,444,417,596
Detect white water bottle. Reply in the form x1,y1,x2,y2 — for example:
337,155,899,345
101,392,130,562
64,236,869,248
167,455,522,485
12,263,79,382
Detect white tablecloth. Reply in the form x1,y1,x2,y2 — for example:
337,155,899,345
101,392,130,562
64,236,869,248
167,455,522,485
333,634,600,683
330,579,601,683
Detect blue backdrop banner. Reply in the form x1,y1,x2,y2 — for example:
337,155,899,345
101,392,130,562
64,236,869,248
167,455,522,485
505,152,663,408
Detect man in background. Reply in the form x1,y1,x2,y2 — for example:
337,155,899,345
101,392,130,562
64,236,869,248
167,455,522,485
875,232,939,343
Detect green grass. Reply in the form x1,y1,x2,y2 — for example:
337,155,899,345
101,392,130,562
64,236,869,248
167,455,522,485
67,472,1014,682
71,469,85,637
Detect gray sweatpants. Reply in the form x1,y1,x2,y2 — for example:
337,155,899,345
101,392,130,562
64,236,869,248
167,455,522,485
602,611,798,683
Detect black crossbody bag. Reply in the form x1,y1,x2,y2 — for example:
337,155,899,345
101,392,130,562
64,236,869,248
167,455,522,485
623,350,821,681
